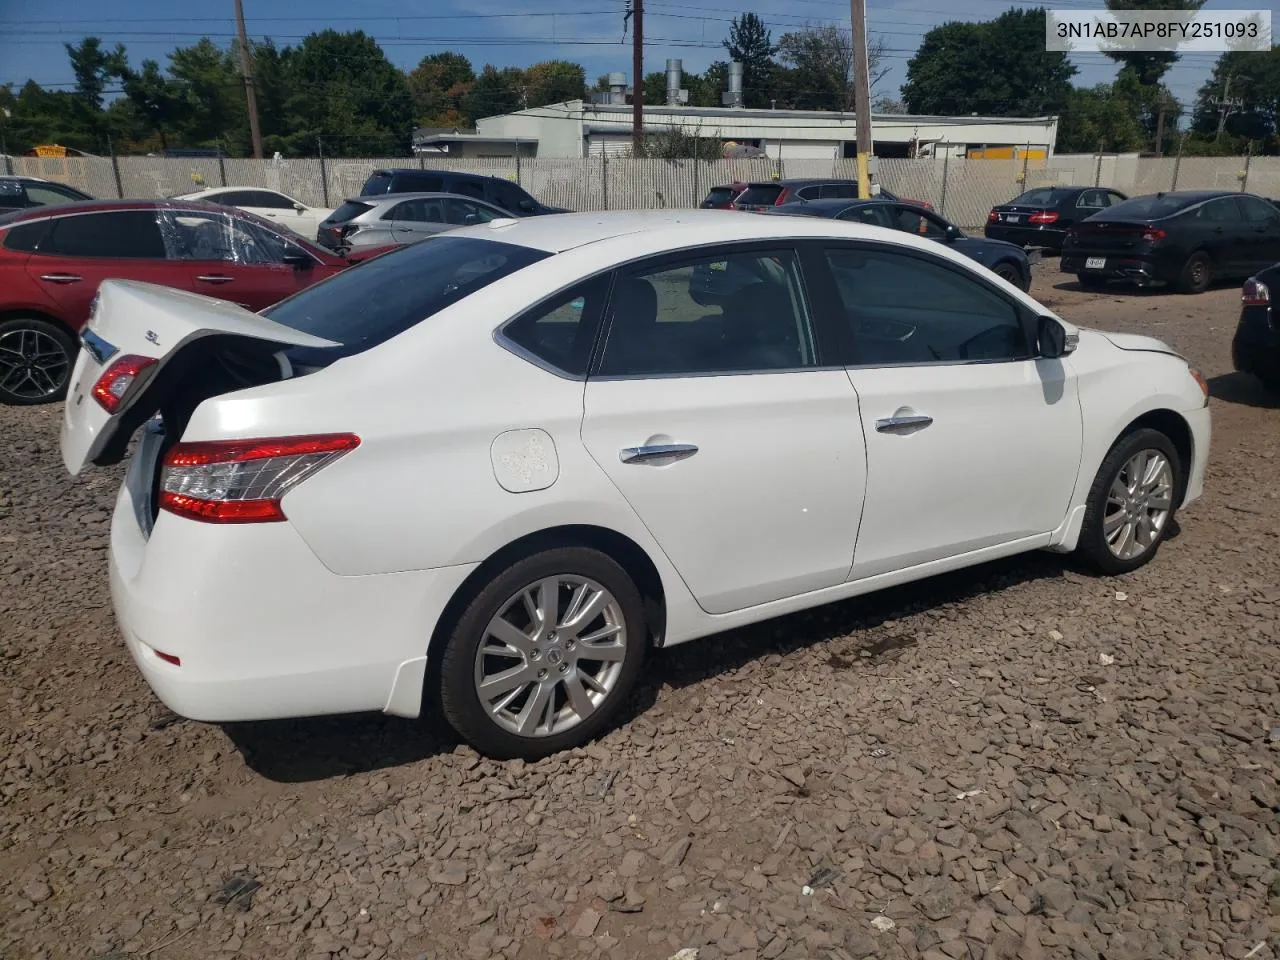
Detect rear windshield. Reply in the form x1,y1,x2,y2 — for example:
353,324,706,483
1010,187,1074,205
265,236,550,363
360,172,395,196
704,187,735,204
1103,194,1197,219
737,185,783,205
328,200,374,222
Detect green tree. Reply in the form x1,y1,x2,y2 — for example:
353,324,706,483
117,59,191,150
1055,83,1147,152
409,51,475,126
524,60,586,108
1103,0,1206,88
462,65,524,119
902,9,1076,116
1191,47,1280,150
65,37,127,112
723,13,778,108
168,39,244,150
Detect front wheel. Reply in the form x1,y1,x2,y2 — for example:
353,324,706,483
0,317,77,406
1077,428,1182,575
992,262,1026,291
437,547,647,760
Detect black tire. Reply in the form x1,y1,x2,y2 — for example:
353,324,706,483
0,316,77,406
1077,427,1183,576
1176,251,1212,294
1077,273,1107,289
993,262,1025,290
437,547,647,760
1261,373,1280,396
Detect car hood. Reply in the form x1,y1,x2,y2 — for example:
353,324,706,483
1096,330,1183,359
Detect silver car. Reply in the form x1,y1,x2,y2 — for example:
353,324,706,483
315,192,510,251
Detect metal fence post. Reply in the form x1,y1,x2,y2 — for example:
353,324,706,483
515,141,522,186
1094,145,1103,188
108,137,124,198
1171,144,1182,191
939,144,950,218
217,140,227,187
602,151,608,211
317,139,330,207
1241,142,1253,192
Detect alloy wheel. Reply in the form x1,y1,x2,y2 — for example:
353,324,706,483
474,576,628,738
0,327,70,401
1103,449,1174,560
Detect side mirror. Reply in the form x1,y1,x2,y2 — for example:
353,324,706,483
1036,315,1074,358
294,202,306,213
517,199,535,212
463,214,480,225
282,251,313,269
944,223,962,242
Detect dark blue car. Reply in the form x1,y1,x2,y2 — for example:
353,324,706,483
763,197,1034,291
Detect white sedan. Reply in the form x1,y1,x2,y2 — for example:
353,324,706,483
59,211,1211,760
173,187,333,238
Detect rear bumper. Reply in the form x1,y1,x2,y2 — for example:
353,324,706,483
984,223,1066,249
107,481,477,723
1062,254,1172,284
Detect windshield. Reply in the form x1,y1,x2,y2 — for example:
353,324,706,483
328,200,374,223
360,172,395,196
265,236,550,364
1011,187,1073,205
737,185,783,205
1102,194,1196,219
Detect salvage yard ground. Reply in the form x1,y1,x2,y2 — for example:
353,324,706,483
1,267,1278,960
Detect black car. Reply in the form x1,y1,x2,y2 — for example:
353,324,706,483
985,185,1127,252
1232,266,1280,393
358,169,568,216
732,178,924,211
0,176,95,210
1061,190,1280,293
763,197,1033,290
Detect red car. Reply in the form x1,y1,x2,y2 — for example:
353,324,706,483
0,199,390,405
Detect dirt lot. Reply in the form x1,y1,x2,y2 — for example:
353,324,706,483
1,266,1278,960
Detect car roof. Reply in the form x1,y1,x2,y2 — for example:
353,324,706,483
451,208,919,254
0,198,322,239
772,198,889,214
372,168,493,180
1128,189,1239,203
0,174,50,183
346,191,504,206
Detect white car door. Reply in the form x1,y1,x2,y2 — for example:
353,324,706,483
816,243,1083,580
580,244,868,616
236,190,317,237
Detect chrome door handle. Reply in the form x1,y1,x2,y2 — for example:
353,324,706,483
195,275,234,283
39,273,82,284
619,443,699,464
875,414,933,433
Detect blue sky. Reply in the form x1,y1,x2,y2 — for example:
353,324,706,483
0,0,1270,120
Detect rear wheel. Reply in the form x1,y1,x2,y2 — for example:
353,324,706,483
1176,252,1212,294
992,262,1025,290
437,547,647,760
1077,428,1182,575
1077,273,1107,289
0,317,77,406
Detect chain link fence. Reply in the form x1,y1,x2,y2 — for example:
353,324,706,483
7,152,1276,230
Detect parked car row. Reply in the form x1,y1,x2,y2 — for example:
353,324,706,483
699,177,935,213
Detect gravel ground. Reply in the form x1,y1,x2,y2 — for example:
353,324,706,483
1,266,1278,960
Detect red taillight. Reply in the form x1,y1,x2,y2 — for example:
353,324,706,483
158,433,361,524
1028,211,1059,224
92,354,157,413
1242,278,1270,306
1142,227,1166,242
774,187,790,205
987,210,999,223
154,650,182,666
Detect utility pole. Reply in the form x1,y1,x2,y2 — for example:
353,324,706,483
1209,75,1243,143
1154,98,1166,157
850,0,873,197
631,0,644,153
234,0,264,159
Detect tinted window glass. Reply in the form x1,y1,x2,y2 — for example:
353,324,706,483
3,220,51,252
25,184,84,206
892,206,949,239
450,178,486,199
266,236,549,360
1010,187,1072,205
361,172,396,195
396,173,444,193
1076,190,1105,208
503,276,610,376
704,187,735,205
330,200,374,223
1236,196,1278,222
737,185,783,205
837,205,890,226
243,191,295,209
45,211,166,258
597,248,817,376
1197,198,1241,222
821,183,859,199
493,180,531,212
1105,194,1197,219
824,246,1029,365
446,198,500,225
387,198,445,223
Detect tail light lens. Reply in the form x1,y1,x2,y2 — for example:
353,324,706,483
987,210,999,223
774,187,790,205
1142,227,1166,242
159,433,361,524
92,354,157,413
1242,278,1270,306
1028,211,1059,224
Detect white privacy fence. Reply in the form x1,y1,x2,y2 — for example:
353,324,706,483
8,153,1277,230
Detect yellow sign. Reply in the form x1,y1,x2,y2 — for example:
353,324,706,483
33,144,69,158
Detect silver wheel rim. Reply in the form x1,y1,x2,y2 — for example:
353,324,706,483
0,327,69,400
1189,259,1207,287
474,576,628,738
1104,449,1173,560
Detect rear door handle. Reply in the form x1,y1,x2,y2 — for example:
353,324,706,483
875,414,933,433
619,443,699,464
195,275,234,284
39,273,82,284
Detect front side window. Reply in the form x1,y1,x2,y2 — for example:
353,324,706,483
493,180,531,212
1077,190,1105,208
824,246,1029,366
43,211,167,258
243,191,295,209
597,248,818,377
1236,195,1279,223
892,206,949,239
1198,198,1242,223
25,184,82,206
446,198,500,225
837,205,891,227
161,209,295,264
502,276,611,377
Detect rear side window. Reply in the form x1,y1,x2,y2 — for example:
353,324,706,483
360,172,396,195
704,187,734,205
737,185,783,206
266,236,550,361
43,211,166,258
396,173,444,193
821,183,858,199
329,200,374,223
449,178,486,200
3,220,51,251
502,275,611,377
493,180,531,212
